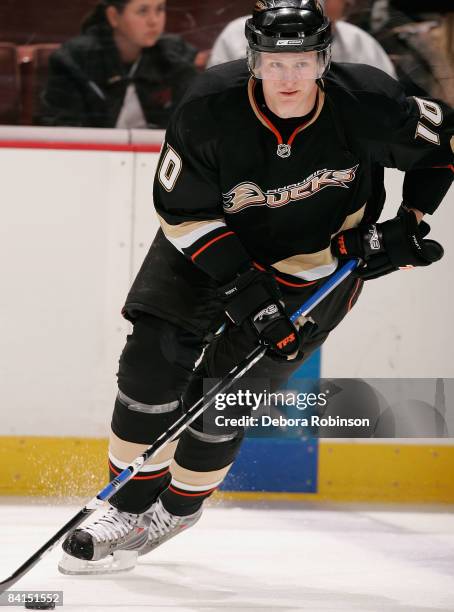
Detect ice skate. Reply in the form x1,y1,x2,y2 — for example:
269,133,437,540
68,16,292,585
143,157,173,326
58,504,150,575
140,498,202,555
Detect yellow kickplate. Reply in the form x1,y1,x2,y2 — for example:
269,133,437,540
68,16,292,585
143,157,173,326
1,437,453,503
0,437,108,498
316,442,454,503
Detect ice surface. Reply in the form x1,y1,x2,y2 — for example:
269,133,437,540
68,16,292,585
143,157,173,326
1,500,453,611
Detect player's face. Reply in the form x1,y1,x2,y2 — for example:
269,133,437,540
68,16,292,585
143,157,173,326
257,52,321,82
260,53,319,119
108,0,166,48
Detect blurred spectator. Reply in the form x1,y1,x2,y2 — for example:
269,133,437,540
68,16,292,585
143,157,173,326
343,0,375,33
445,13,454,67
371,0,454,103
40,0,198,128
207,0,396,78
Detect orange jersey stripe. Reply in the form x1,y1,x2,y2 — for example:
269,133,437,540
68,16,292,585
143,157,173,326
347,278,362,312
252,261,318,288
274,275,318,288
433,164,454,173
191,231,235,262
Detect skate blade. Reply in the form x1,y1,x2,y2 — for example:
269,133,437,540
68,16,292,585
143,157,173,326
58,550,138,575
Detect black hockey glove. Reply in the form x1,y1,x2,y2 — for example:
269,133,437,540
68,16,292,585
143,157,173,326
331,208,444,280
219,268,300,361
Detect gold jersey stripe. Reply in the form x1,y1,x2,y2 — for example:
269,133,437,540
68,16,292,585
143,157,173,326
273,205,366,278
158,214,227,251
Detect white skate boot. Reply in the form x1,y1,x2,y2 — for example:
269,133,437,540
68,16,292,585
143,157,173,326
58,504,150,575
140,498,203,555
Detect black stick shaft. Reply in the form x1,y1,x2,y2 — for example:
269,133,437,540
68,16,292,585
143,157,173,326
0,259,358,593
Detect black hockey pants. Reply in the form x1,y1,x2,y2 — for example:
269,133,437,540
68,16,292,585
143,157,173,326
109,273,362,514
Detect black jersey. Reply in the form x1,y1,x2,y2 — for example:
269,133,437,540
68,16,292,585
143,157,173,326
153,60,453,287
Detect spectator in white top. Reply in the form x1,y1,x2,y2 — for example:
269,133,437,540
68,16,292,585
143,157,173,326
207,0,397,78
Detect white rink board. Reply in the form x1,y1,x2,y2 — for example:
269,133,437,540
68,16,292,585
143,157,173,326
1,501,454,611
132,152,161,276
321,170,454,378
0,147,133,438
0,136,453,437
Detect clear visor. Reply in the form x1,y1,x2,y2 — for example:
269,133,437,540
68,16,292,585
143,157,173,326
247,48,331,81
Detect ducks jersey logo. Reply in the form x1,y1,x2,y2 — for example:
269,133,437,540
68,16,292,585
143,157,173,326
223,164,359,214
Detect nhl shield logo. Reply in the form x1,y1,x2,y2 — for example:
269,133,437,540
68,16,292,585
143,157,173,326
277,144,291,158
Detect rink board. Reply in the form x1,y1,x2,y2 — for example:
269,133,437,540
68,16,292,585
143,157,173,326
0,132,453,506
220,438,318,493
1,435,454,503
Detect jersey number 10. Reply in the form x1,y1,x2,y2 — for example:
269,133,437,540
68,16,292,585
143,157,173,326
414,97,443,145
158,145,183,192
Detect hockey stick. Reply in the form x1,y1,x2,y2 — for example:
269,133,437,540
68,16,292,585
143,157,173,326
0,258,359,592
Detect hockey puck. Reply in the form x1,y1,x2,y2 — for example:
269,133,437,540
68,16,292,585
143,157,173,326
24,602,56,610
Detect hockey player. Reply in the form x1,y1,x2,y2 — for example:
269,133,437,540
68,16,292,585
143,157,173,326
59,0,453,573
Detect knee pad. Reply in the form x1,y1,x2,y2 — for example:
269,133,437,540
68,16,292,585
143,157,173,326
174,425,245,472
111,391,183,445
117,314,203,406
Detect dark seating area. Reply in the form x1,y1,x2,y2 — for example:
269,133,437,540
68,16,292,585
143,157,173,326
0,0,251,125
0,43,20,124
0,0,247,47
0,0,378,126
17,44,59,125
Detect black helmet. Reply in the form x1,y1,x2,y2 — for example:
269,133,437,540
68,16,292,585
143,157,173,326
246,0,332,53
